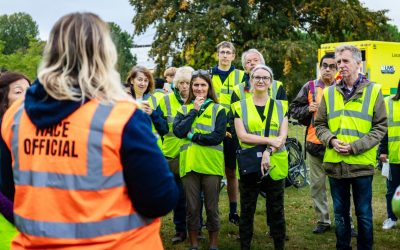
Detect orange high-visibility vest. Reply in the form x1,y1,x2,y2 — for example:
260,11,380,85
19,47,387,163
306,80,325,145
1,99,163,250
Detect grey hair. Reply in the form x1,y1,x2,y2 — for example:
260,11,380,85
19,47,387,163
335,44,362,63
241,49,265,69
250,64,274,81
174,66,194,85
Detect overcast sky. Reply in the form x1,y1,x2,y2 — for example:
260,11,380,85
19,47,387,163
1,0,399,68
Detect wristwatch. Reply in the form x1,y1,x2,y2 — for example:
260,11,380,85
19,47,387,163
266,147,273,156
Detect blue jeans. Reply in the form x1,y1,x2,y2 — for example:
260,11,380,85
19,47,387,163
329,175,373,250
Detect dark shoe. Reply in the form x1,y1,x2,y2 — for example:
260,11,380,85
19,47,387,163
312,224,331,234
188,247,198,250
229,213,240,226
171,232,186,244
351,228,358,238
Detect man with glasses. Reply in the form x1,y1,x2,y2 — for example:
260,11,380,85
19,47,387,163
290,53,337,234
211,41,244,226
315,45,387,250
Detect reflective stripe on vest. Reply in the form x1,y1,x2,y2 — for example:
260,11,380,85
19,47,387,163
12,104,124,190
386,97,400,163
324,83,380,165
5,100,159,243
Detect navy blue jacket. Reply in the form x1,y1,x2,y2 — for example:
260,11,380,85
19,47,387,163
0,80,178,218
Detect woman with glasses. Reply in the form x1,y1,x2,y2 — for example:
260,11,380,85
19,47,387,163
233,64,288,250
173,70,226,250
126,66,168,147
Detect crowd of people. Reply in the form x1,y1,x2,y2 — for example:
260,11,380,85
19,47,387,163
0,11,400,250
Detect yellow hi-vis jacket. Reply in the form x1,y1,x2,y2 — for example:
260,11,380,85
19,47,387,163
177,103,225,177
144,93,162,148
385,96,400,163
233,97,288,180
212,69,245,110
158,93,183,158
323,83,381,165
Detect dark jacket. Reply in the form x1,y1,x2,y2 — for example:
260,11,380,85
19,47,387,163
0,80,178,218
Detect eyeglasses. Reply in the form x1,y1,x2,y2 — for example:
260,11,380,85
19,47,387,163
321,63,337,70
252,76,271,83
219,50,233,56
192,69,210,78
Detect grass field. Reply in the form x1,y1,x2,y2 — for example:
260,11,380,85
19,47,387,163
160,172,400,250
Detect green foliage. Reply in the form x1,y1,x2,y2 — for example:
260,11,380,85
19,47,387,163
109,22,137,81
0,12,39,55
0,39,45,80
129,0,400,99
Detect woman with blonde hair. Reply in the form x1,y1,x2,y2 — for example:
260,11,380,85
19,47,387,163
0,12,177,249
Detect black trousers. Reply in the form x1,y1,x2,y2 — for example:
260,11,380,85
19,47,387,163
239,175,286,250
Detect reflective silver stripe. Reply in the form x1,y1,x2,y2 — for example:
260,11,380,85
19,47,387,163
234,69,240,86
221,103,230,109
328,84,374,121
14,105,125,190
333,128,365,138
209,144,224,152
327,86,342,119
10,103,24,182
343,110,372,121
182,105,188,115
144,94,157,110
389,136,400,142
164,95,174,123
211,104,219,131
250,131,262,136
181,143,191,151
269,130,279,137
268,100,282,137
277,145,286,153
15,213,154,239
239,84,246,100
195,123,212,131
271,80,277,99
240,100,250,133
220,89,230,94
388,99,400,126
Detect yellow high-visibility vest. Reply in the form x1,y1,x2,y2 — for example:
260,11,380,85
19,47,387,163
212,69,244,110
385,96,400,163
234,97,289,180
177,103,225,177
323,83,381,166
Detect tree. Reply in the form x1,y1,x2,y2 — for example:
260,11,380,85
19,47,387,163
0,12,39,54
129,0,397,99
0,39,45,80
109,22,137,81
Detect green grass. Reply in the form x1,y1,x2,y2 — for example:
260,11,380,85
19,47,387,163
161,173,400,250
